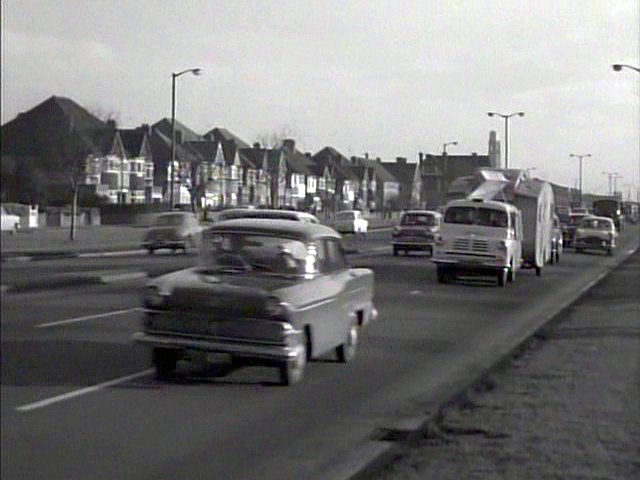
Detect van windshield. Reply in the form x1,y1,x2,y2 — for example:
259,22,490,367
444,206,508,228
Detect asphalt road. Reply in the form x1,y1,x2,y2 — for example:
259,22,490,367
1,229,638,480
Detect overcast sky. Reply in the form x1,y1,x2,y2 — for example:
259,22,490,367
2,1,639,197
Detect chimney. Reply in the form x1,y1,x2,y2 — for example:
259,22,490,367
419,152,424,166
376,157,381,163
305,152,312,158
365,152,369,159
253,142,261,149
106,119,117,130
396,157,407,165
282,139,295,152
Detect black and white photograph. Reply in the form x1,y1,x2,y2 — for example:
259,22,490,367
1,1,639,479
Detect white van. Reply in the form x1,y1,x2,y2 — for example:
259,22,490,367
432,198,523,286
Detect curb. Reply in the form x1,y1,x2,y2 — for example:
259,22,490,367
347,243,640,480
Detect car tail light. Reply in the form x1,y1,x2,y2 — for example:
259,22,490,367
144,285,169,309
264,296,290,321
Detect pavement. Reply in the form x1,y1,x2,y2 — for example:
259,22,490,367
365,247,640,480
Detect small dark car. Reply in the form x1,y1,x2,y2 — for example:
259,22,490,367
142,212,202,254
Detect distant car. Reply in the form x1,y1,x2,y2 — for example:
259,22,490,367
550,214,563,264
1,206,20,234
574,216,617,256
555,205,571,225
132,219,377,385
562,213,592,248
142,211,203,254
391,210,442,256
332,210,368,235
215,208,320,224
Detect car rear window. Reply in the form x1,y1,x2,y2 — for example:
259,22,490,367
401,213,436,226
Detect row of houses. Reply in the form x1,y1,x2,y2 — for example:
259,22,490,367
6,95,581,214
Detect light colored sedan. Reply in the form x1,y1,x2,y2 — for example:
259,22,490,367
332,210,368,235
574,216,617,256
215,208,319,224
132,219,377,385
142,211,203,254
1,206,20,234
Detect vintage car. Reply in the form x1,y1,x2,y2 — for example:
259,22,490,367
332,210,368,235
214,208,319,224
1,206,21,234
391,210,443,256
574,215,617,255
132,219,377,385
142,211,203,254
562,212,592,248
550,213,563,264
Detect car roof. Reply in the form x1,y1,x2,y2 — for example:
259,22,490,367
401,210,442,217
205,218,340,240
216,208,318,222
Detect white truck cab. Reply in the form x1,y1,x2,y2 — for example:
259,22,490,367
432,198,523,286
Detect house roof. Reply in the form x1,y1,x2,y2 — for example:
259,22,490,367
203,127,251,149
358,158,396,183
381,161,417,185
119,129,147,158
152,118,203,143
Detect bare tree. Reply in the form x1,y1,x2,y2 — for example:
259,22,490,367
88,104,121,125
255,124,304,149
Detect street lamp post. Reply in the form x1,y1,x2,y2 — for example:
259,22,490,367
170,67,202,208
570,153,591,206
442,141,458,155
487,111,525,169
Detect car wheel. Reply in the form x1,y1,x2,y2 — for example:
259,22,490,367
535,265,542,276
153,348,179,380
497,268,508,287
393,247,398,256
555,251,560,263
607,248,613,256
507,262,516,283
436,265,449,284
336,323,358,363
575,247,584,253
147,248,155,255
278,343,307,386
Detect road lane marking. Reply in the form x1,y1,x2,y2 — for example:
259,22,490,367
35,307,143,328
15,369,155,413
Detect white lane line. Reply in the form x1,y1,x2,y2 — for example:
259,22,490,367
16,369,155,413
35,307,143,329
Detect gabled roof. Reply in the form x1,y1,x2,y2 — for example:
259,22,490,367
119,128,148,158
239,147,266,170
284,149,315,176
203,127,251,149
382,161,418,185
358,158,396,183
152,118,203,143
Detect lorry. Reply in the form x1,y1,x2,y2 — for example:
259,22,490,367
592,198,624,231
433,168,555,282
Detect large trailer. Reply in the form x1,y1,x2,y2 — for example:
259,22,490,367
592,198,624,230
446,168,555,276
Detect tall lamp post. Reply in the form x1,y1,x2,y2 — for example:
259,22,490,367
570,153,591,206
170,67,202,208
442,141,458,155
612,63,640,207
487,111,525,169
602,171,620,196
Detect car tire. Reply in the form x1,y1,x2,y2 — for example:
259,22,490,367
555,251,560,263
436,265,449,284
575,247,584,253
507,261,516,283
497,268,508,287
535,265,542,276
153,348,179,380
147,248,155,255
607,248,613,256
336,323,358,363
279,343,307,386
393,247,398,256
